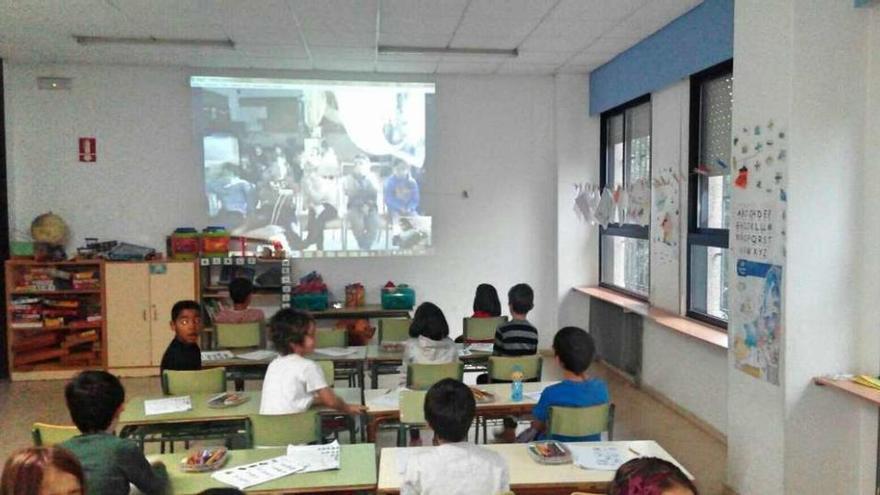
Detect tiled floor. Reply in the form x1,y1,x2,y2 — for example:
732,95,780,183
0,364,725,494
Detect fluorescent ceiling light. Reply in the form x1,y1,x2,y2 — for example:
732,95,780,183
378,45,518,58
74,35,234,49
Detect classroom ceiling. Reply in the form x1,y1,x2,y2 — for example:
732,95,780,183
0,0,702,75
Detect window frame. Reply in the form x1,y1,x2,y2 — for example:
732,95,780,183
598,94,652,301
686,60,733,329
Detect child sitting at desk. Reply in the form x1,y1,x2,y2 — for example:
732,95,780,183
213,278,265,324
1,446,85,495
402,302,458,446
609,457,698,495
59,371,168,495
159,300,203,376
259,308,366,415
401,378,510,495
528,326,609,442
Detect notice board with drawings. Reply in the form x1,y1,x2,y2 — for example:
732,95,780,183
729,120,787,385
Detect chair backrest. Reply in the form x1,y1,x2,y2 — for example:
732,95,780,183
462,316,507,342
315,328,348,348
31,423,79,446
249,410,321,447
488,355,542,383
399,390,427,426
548,403,614,440
317,360,335,387
162,367,226,395
378,318,411,343
406,362,464,390
216,322,261,348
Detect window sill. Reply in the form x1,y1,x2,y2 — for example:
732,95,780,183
814,376,880,407
573,286,729,350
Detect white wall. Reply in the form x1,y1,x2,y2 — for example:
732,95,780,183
555,74,598,332
3,64,558,341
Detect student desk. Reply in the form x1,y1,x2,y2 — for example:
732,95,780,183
365,344,494,389
157,443,377,494
310,304,410,320
118,389,362,449
377,441,692,494
363,381,553,442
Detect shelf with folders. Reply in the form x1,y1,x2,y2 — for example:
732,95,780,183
197,256,292,326
5,260,106,373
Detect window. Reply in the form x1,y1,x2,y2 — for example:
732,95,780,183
599,96,651,299
687,61,733,327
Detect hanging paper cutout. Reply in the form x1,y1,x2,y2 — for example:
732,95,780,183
594,188,614,228
735,166,749,189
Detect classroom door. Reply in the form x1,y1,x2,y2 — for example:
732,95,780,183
148,262,196,366
105,263,151,367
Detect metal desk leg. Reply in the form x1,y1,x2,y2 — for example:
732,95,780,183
371,363,380,389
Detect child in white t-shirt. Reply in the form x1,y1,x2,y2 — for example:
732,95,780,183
260,309,366,415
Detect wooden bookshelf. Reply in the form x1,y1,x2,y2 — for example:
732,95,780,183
5,259,107,377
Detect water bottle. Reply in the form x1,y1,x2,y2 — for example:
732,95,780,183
510,364,524,402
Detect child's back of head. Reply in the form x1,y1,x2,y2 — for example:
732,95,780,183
553,326,596,375
609,457,698,495
472,284,501,317
508,283,534,316
269,308,315,355
64,370,125,434
228,278,255,306
424,378,475,443
409,302,449,341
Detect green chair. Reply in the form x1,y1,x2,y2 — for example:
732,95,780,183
487,355,542,383
462,316,507,342
397,390,428,446
378,318,411,343
406,362,464,390
162,367,226,395
315,328,348,348
318,360,335,387
548,403,615,441
215,322,261,349
32,423,79,446
249,410,321,447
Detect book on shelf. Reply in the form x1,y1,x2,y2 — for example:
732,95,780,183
11,333,59,352
10,321,43,329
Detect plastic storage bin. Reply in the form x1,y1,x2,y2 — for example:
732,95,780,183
201,226,230,258
170,228,200,260
291,293,329,311
381,286,415,310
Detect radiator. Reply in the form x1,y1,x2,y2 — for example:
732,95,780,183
588,297,643,385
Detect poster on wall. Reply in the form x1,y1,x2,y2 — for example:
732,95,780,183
730,121,787,385
651,167,682,266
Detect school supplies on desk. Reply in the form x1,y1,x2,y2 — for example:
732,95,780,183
568,445,635,471
212,455,306,489
180,446,229,472
286,440,340,473
201,350,235,361
313,347,359,357
527,441,572,465
207,392,250,409
523,390,543,402
236,349,279,361
145,396,192,416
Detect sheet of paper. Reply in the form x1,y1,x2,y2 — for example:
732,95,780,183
569,445,634,471
523,391,543,402
286,440,340,473
313,347,359,357
144,396,192,416
458,348,472,357
396,450,410,474
212,455,306,490
468,343,495,354
369,388,402,408
236,349,279,361
201,350,235,361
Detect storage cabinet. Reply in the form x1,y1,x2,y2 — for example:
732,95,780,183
106,261,197,368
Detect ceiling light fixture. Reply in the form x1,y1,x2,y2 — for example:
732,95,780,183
378,45,518,58
74,35,235,49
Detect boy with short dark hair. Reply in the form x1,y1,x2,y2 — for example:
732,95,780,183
401,378,509,495
60,371,168,495
493,283,538,357
531,326,609,442
259,308,365,415
214,278,265,324
160,300,203,376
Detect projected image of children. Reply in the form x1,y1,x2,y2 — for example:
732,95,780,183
193,77,435,257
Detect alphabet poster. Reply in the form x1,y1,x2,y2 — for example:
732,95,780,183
730,121,787,385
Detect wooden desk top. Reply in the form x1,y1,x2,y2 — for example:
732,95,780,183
366,343,493,363
119,388,363,426
310,305,411,319
364,381,553,415
160,443,376,494
377,441,691,493
202,347,368,368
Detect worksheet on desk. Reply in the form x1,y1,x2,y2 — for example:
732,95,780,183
144,396,192,416
201,350,235,361
212,455,306,489
236,349,279,360
313,347,359,357
568,445,635,471
286,440,340,473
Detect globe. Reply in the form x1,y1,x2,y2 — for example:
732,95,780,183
31,212,69,246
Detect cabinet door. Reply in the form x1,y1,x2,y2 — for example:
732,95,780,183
149,262,197,366
106,264,151,367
